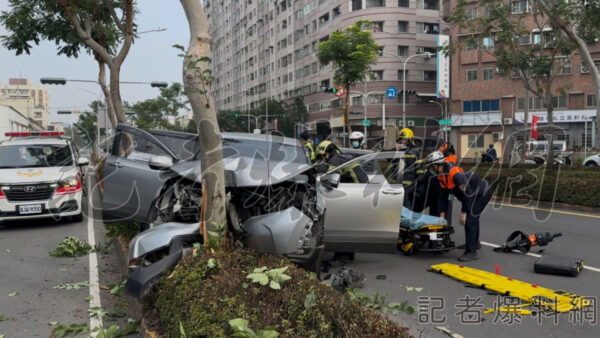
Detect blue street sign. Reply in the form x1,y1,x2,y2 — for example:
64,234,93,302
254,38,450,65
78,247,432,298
386,86,397,99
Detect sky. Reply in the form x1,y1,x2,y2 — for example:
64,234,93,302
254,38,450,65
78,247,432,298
0,0,190,124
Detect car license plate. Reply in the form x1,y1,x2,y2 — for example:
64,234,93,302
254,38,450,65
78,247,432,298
18,204,42,215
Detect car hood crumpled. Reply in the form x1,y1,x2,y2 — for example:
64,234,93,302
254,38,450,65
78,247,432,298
167,155,312,188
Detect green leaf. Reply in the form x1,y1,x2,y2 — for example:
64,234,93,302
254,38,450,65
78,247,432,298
49,321,58,326
275,273,291,283
414,287,423,292
392,309,400,316
304,292,316,309
269,280,281,290
172,44,185,51
179,321,187,338
387,302,401,309
207,258,218,269
247,273,269,285
88,307,108,319
108,309,127,318
406,306,416,314
229,318,250,332
406,287,413,292
109,279,126,296
207,231,220,238
266,266,288,275
382,307,389,313
253,266,268,273
8,291,17,297
257,329,280,338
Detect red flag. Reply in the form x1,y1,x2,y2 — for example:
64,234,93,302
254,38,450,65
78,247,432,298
531,115,539,139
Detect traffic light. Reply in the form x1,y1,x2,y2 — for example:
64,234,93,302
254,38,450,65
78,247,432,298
398,90,417,97
57,110,72,115
322,87,338,94
151,81,168,88
40,77,67,85
233,113,240,118
279,114,285,118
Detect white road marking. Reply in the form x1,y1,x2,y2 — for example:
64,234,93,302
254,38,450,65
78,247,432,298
490,201,600,220
87,172,103,331
481,241,600,273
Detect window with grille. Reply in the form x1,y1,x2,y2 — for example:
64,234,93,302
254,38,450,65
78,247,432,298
482,68,494,80
467,69,478,81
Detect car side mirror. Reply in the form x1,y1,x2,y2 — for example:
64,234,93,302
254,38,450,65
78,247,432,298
77,157,89,166
321,172,341,189
149,155,173,170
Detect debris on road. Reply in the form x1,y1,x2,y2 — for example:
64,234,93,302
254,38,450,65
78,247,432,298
436,326,464,338
323,267,366,291
493,231,561,254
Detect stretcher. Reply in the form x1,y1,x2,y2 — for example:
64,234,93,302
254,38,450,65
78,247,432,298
430,263,591,312
398,207,455,255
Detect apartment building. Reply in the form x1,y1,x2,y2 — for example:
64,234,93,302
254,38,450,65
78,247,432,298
0,78,50,128
205,0,447,141
446,0,599,161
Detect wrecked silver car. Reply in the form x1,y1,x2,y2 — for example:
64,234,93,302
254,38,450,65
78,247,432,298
102,125,324,296
102,126,408,297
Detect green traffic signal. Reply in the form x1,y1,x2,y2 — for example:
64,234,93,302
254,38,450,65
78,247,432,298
233,113,240,118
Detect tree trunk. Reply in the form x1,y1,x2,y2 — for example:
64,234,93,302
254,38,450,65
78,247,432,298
344,85,352,146
97,59,117,129
180,0,227,232
107,63,127,124
539,0,600,149
546,93,554,164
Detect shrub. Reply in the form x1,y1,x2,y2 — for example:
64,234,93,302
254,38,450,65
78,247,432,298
146,250,409,338
463,164,600,208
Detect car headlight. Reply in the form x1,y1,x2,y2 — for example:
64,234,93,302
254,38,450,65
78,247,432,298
55,175,82,195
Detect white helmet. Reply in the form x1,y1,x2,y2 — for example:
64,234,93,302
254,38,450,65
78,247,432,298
424,151,446,167
350,131,365,148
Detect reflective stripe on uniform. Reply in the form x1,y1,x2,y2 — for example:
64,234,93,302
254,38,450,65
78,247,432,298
402,180,413,185
414,159,424,164
416,170,425,174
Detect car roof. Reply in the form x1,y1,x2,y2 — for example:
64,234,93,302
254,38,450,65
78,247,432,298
149,129,301,146
0,137,69,146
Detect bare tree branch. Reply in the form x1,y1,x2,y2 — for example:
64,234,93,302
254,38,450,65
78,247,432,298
103,0,125,33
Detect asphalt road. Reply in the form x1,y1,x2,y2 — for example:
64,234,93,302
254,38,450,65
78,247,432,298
0,171,138,337
341,200,600,338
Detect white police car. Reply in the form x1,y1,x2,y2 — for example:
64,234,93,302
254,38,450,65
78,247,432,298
0,132,88,223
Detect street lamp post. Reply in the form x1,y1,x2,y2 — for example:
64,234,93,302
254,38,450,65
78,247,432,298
381,51,433,127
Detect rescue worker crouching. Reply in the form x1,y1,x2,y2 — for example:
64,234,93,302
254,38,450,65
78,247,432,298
424,151,493,262
300,130,316,163
315,140,369,183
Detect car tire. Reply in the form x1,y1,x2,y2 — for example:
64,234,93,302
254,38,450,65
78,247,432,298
71,213,84,223
585,162,598,166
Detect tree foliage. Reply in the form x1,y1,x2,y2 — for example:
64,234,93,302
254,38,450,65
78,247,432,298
279,97,309,138
449,0,578,162
131,83,189,130
317,20,380,136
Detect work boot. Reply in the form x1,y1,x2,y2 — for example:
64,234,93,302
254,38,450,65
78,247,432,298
458,252,478,262
456,242,482,250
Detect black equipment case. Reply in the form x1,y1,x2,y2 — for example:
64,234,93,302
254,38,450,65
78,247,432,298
534,256,584,277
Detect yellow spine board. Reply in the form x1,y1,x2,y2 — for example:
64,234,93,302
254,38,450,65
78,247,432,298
430,263,591,313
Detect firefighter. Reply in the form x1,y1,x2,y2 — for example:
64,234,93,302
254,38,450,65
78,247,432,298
436,138,457,164
395,128,422,185
300,130,316,163
315,140,369,183
350,131,365,149
424,151,493,262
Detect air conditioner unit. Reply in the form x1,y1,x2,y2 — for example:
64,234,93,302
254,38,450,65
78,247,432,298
416,47,425,54
503,118,513,125
407,120,415,127
493,132,503,141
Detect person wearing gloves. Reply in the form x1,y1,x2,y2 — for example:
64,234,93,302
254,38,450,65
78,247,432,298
424,151,493,261
349,131,365,149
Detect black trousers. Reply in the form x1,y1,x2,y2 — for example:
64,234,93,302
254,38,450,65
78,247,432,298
463,188,493,253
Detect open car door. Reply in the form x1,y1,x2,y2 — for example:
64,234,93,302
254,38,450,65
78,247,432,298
317,151,406,253
102,124,180,223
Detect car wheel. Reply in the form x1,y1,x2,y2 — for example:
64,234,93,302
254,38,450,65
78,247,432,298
585,162,598,167
71,213,84,223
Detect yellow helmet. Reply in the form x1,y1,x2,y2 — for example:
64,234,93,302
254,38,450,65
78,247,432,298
398,128,414,141
315,140,339,156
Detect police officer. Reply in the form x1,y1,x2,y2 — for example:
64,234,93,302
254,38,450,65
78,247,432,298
300,130,316,163
315,140,369,183
350,131,365,149
424,151,492,262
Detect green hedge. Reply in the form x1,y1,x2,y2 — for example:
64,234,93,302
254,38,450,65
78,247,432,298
147,250,409,338
462,164,600,208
